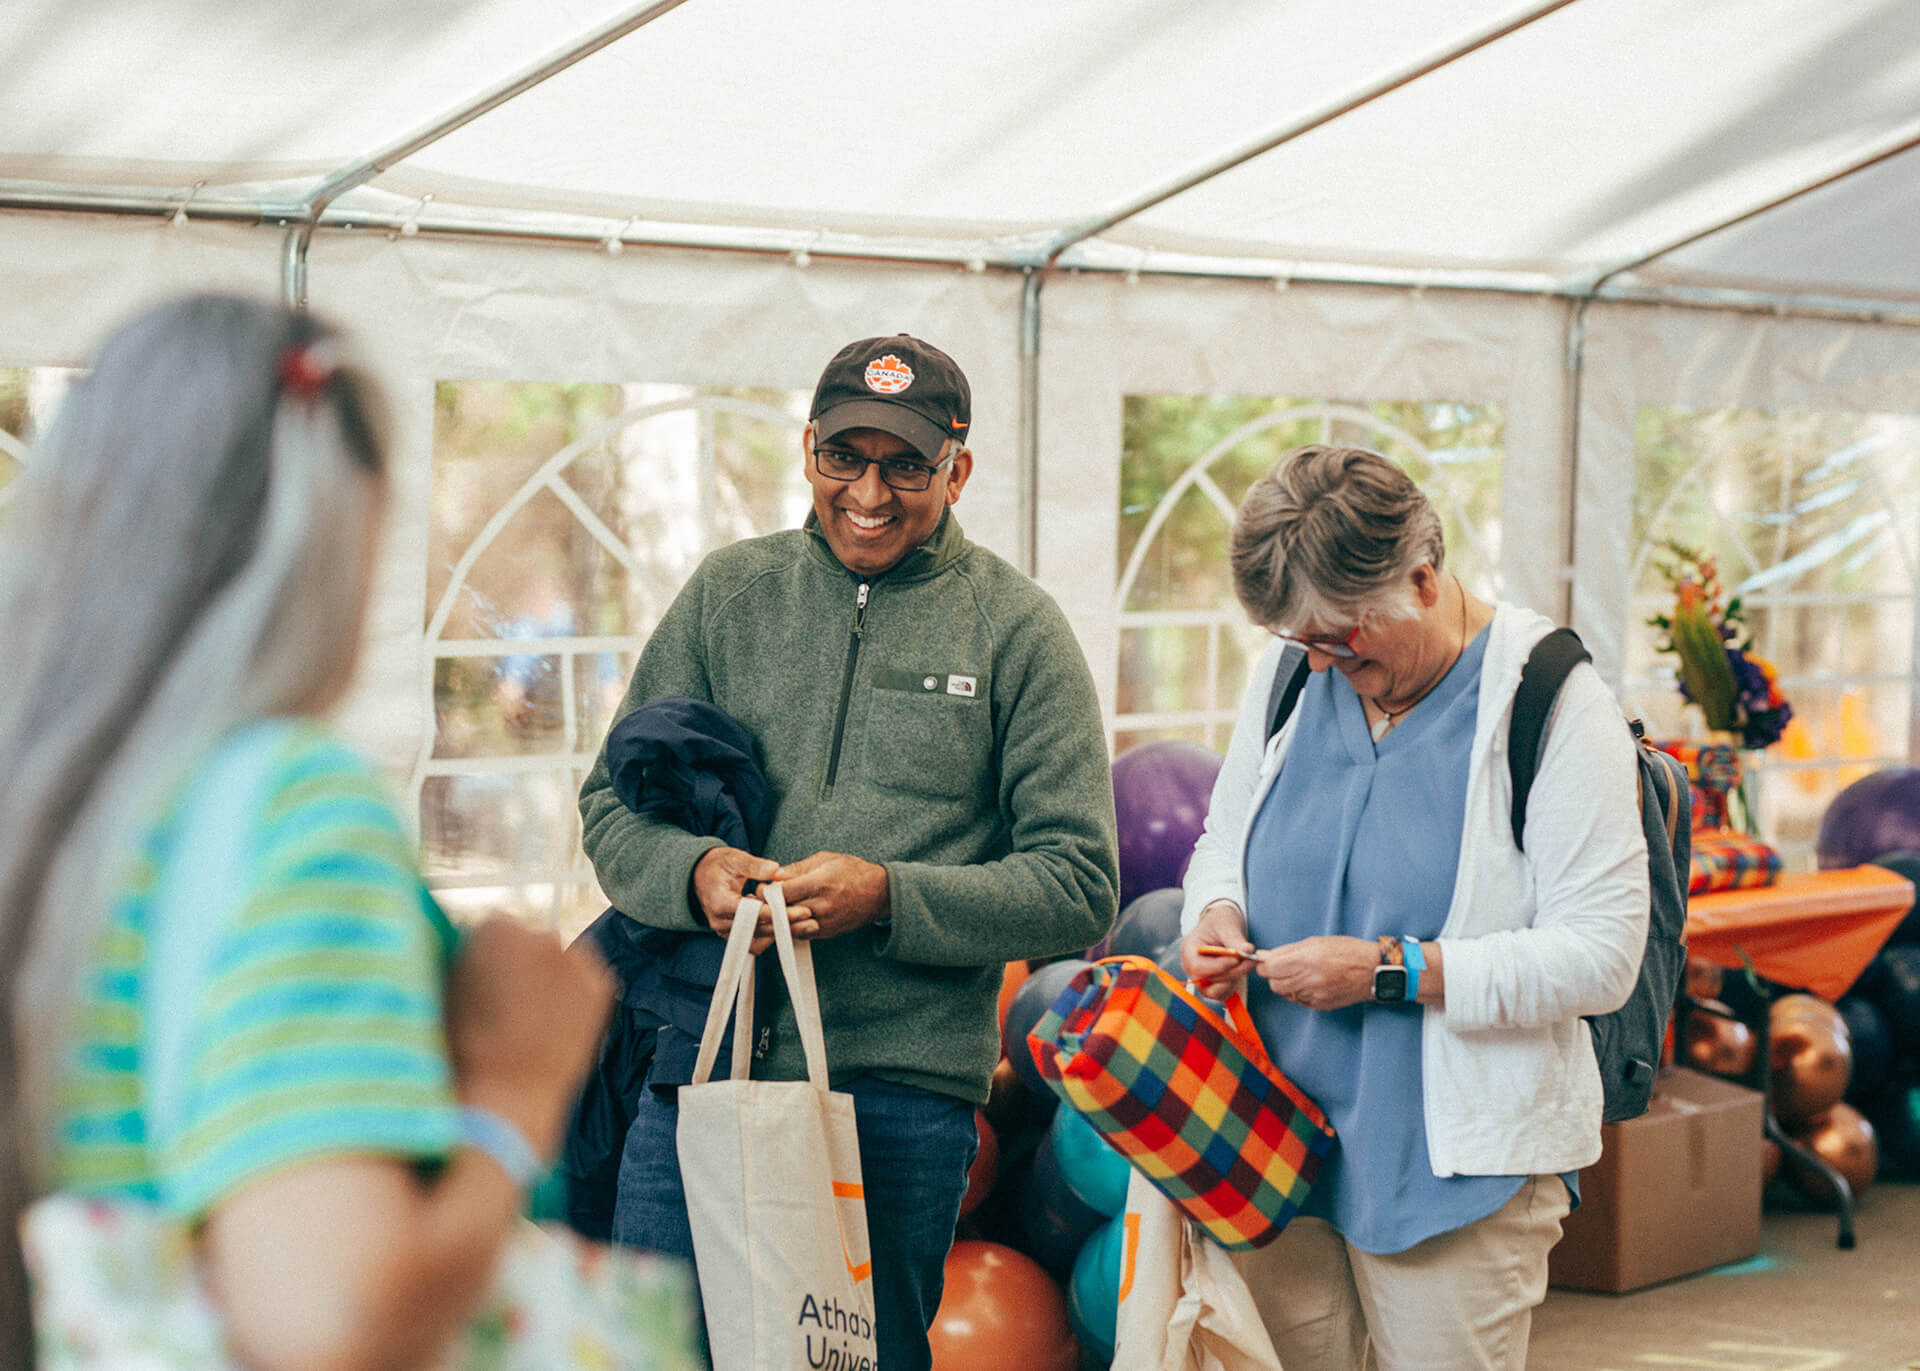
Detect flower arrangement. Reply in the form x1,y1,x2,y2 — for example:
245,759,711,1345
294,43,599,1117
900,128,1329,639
1647,542,1794,749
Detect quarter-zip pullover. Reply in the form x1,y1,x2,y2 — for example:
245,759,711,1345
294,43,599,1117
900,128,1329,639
580,511,1119,1104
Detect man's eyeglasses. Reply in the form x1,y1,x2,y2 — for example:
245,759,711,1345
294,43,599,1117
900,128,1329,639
1273,614,1369,659
813,445,952,492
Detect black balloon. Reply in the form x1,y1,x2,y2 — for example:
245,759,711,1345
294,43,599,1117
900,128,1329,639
1864,1072,1920,1180
1014,1136,1107,1281
1106,887,1185,962
1868,945,1920,1060
1839,995,1894,1102
1868,850,1920,946
1003,958,1091,1095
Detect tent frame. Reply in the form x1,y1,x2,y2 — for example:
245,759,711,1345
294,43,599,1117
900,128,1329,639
4,0,1919,583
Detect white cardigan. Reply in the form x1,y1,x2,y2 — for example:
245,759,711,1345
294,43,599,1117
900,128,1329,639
1180,604,1649,1177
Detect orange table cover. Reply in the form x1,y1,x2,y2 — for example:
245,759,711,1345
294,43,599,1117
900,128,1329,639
1685,866,1914,1001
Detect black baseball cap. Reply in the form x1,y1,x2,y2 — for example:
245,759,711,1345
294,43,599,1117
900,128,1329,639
810,334,971,462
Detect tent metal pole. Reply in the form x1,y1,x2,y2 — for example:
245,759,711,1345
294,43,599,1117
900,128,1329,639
5,183,1920,327
1030,0,1577,267
1570,122,1920,292
282,0,691,308
1018,270,1043,576
1556,119,1920,629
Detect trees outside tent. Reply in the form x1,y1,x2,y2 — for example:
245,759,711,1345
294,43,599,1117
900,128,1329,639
0,367,80,507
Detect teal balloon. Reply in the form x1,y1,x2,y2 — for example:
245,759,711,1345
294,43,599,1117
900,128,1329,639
1048,1106,1132,1218
1068,1214,1126,1364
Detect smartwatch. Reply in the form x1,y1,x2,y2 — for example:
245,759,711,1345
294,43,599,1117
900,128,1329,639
1371,935,1408,1003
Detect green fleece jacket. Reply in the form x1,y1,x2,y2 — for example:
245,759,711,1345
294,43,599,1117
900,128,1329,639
579,511,1119,1105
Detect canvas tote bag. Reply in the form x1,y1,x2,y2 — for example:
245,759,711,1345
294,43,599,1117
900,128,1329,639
1112,1171,1283,1371
677,884,878,1371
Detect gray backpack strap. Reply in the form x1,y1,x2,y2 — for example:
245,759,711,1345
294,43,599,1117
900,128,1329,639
144,723,290,1152
1263,646,1311,743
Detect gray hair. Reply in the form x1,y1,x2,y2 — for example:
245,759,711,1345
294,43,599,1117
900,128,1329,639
1230,445,1445,633
0,294,386,1366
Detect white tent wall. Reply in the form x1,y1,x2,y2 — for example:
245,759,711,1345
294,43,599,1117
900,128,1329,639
7,208,1920,876
1575,300,1920,738
1042,273,1573,717
0,214,1028,784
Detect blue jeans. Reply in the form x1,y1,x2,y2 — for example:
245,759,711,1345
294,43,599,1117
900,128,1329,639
614,1074,978,1371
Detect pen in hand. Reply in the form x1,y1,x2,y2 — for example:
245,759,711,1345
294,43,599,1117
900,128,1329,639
1195,943,1258,962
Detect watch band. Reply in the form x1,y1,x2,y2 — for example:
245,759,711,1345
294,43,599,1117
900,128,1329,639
1376,934,1404,967
456,1105,543,1189
1401,935,1426,1001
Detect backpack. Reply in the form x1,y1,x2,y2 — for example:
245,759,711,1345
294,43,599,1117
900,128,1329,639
1262,626,1691,1124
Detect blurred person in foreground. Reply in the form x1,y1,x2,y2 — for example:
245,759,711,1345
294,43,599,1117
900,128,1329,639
0,294,613,1371
580,334,1118,1371
1178,445,1648,1371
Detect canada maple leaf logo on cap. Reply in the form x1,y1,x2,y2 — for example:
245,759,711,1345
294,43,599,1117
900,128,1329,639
863,355,914,394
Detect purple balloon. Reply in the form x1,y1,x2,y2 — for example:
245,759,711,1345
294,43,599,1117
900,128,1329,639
1817,768,1920,870
1111,741,1222,911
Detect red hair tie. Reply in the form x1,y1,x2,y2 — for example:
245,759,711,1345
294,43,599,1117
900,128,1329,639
276,342,338,400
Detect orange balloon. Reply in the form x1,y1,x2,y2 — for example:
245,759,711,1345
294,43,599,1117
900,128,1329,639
960,1112,1001,1218
1770,993,1848,1043
1770,1020,1852,1127
1685,1011,1758,1079
998,961,1032,1035
1786,1103,1879,1204
930,1241,1079,1371
985,1058,1025,1126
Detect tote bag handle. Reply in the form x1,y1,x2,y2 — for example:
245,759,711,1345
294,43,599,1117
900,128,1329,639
688,883,832,1089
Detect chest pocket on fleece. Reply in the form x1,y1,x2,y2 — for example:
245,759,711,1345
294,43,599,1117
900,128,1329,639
863,668,991,800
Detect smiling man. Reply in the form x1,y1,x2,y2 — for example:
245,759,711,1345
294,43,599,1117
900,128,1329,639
578,334,1118,1371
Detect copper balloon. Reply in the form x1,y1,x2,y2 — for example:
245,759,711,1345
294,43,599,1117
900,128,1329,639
1685,1010,1758,1079
960,1112,1001,1218
1761,1138,1782,1187
1685,957,1725,1001
930,1241,1078,1371
1785,1103,1879,1204
985,1058,1025,1128
1770,993,1849,1043
1770,1019,1853,1126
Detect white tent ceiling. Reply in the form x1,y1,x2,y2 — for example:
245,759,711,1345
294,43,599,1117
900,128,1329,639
5,0,1920,312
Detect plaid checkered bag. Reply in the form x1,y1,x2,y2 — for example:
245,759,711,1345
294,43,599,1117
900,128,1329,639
1689,827,1782,895
1027,955,1336,1251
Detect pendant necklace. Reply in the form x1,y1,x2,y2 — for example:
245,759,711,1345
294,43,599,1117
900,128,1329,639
1369,705,1409,743
1368,577,1467,744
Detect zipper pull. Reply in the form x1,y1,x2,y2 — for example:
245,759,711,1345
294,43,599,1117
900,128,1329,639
854,582,869,636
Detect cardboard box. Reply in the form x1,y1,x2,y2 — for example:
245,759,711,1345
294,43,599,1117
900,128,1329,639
1547,1067,1765,1293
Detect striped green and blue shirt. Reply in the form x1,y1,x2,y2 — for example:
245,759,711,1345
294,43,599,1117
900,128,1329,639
56,720,460,1218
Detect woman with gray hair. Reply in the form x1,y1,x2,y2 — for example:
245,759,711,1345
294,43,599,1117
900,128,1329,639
1178,445,1647,1371
0,294,611,1370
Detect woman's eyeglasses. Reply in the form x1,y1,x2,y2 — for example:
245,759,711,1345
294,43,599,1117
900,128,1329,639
813,446,953,492
1273,615,1368,659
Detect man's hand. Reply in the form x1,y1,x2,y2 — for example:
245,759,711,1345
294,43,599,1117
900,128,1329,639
1254,935,1379,1012
692,846,782,954
770,851,889,940
1178,900,1256,998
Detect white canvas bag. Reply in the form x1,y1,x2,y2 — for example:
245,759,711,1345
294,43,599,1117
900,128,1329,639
677,885,877,1371
1113,1170,1284,1371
